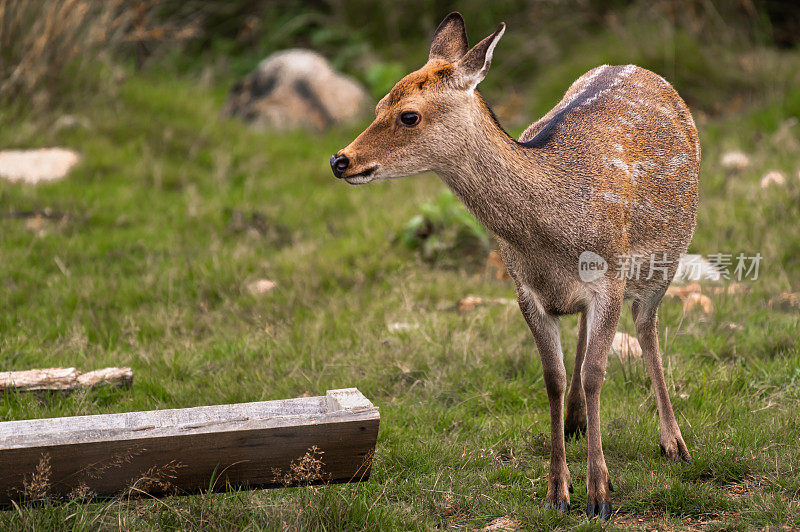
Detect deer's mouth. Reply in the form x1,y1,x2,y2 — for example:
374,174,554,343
344,165,378,184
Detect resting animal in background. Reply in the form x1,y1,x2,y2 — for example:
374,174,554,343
331,12,698,520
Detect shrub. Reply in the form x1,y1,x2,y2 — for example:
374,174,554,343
400,189,491,269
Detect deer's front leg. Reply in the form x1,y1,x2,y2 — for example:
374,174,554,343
582,296,622,520
517,294,571,513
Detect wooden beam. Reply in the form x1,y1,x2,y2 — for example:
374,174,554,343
0,388,379,505
0,367,133,392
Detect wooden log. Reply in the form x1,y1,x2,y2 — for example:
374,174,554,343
0,367,133,392
0,388,379,505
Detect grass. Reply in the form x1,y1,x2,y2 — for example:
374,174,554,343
2,30,800,532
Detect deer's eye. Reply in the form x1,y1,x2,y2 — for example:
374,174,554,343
400,111,420,126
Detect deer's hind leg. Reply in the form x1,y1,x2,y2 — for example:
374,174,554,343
565,311,588,439
632,296,690,461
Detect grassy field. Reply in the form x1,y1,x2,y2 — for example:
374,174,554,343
2,19,800,531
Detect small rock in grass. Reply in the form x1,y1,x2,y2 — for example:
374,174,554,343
711,283,750,295
665,282,702,300
682,292,714,314
611,332,642,359
247,279,276,295
387,322,419,333
54,115,91,131
457,296,517,312
0,148,80,184
668,282,749,300
674,254,721,283
458,296,484,312
720,150,750,170
25,215,48,236
760,170,786,188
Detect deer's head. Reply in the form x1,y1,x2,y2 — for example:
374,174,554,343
331,12,505,184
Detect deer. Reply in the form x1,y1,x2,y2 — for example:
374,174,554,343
330,12,698,520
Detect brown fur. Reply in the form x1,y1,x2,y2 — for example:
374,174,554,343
333,12,698,519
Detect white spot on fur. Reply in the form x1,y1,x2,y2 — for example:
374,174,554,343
627,109,643,122
656,105,674,117
600,191,621,203
576,65,636,109
669,152,690,169
564,65,609,106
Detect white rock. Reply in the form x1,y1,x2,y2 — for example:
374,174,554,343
225,49,370,131
0,148,80,184
611,332,642,358
247,279,277,295
720,150,750,170
674,254,721,283
387,322,419,333
760,170,786,188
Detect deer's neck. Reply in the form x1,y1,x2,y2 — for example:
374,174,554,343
433,96,554,248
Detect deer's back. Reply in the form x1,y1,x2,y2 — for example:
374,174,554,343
518,65,699,267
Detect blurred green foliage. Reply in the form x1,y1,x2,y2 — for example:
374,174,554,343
400,190,491,268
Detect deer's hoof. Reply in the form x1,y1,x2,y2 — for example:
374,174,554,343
660,437,691,462
544,501,570,514
586,501,611,521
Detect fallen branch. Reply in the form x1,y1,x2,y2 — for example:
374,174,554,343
0,367,133,392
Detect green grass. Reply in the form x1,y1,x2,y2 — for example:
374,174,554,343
2,50,800,531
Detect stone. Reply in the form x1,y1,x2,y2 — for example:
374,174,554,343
225,49,370,131
0,148,80,184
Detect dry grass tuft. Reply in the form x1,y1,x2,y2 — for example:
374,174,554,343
22,453,52,502
125,460,184,498
66,482,95,502
0,0,198,109
271,446,330,487
0,0,124,107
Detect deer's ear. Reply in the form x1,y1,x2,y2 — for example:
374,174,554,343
429,12,468,62
452,23,505,91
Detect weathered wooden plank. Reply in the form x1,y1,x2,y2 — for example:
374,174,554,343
0,389,379,505
0,367,133,392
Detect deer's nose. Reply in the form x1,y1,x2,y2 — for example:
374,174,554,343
330,154,350,178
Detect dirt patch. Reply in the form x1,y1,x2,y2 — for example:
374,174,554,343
614,511,710,531
226,208,292,247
